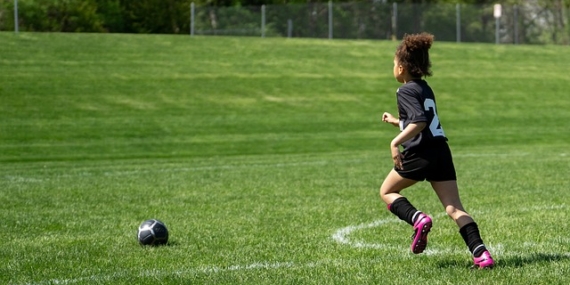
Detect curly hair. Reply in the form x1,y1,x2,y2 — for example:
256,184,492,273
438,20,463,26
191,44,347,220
395,33,434,78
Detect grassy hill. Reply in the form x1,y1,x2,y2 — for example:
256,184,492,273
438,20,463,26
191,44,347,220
1,32,569,284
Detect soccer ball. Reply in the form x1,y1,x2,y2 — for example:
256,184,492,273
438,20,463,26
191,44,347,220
137,219,169,246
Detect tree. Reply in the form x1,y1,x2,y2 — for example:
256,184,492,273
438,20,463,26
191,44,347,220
118,0,191,33
10,0,103,32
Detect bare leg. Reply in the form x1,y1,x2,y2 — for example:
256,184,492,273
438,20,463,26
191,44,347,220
379,169,417,204
430,180,474,228
381,169,432,254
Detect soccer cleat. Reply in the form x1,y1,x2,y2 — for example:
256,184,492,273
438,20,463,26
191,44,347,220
410,213,432,254
473,250,495,269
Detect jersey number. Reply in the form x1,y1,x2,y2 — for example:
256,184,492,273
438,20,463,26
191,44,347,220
424,99,445,137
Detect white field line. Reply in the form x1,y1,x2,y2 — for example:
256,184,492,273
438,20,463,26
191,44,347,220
27,248,570,285
6,147,567,284
332,213,456,255
26,205,569,285
453,152,530,158
3,158,365,183
5,150,563,184
25,261,297,285
332,204,568,254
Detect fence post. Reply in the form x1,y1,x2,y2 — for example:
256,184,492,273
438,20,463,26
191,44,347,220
513,4,519,44
261,5,265,38
287,19,293,38
14,0,19,33
456,3,461,43
494,4,501,44
328,1,333,39
190,2,195,36
391,2,398,40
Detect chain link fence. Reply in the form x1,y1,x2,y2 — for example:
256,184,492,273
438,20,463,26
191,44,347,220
2,1,569,44
190,2,569,44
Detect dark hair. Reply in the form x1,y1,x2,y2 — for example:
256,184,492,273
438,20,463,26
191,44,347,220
395,33,434,78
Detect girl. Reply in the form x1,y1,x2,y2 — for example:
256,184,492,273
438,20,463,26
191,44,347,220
380,33,494,269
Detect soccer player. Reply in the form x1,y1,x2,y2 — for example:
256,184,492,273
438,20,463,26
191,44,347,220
379,33,494,269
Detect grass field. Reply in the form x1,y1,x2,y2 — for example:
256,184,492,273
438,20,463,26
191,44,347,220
1,32,569,284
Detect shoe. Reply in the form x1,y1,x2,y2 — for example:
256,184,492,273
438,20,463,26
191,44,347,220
410,213,432,254
473,250,495,269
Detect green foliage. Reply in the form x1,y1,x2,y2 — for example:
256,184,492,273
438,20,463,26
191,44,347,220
118,0,191,33
332,2,393,39
460,3,494,42
1,33,570,284
194,5,262,36
14,0,103,32
1,0,568,44
96,0,124,32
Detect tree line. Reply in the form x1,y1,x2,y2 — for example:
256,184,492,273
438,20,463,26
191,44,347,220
0,0,568,44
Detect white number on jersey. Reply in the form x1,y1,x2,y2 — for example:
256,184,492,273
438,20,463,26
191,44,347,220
424,99,445,137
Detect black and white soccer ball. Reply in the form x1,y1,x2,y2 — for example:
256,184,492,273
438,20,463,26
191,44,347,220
137,219,169,246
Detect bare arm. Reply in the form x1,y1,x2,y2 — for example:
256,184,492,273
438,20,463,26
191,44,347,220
382,112,400,127
389,122,427,169
391,122,426,147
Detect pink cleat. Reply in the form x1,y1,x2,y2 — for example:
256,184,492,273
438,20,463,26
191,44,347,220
411,213,432,254
473,250,495,269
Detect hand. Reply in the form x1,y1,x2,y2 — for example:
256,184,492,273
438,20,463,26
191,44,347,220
382,112,397,125
391,144,403,170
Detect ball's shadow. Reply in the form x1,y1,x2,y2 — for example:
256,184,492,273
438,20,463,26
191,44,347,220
163,240,179,247
137,240,179,247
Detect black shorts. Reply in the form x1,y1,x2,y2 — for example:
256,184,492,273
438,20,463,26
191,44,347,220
395,142,457,182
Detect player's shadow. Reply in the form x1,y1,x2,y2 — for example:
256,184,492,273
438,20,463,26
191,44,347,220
436,253,570,269
499,253,570,268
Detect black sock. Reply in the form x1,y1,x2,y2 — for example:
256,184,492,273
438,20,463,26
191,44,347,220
459,222,487,257
388,197,420,226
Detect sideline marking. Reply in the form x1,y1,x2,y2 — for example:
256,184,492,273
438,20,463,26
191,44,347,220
332,204,568,255
332,218,399,250
19,206,570,283
5,150,556,183
29,247,570,285
331,213,457,255
3,158,364,183
26,208,570,285
27,261,299,285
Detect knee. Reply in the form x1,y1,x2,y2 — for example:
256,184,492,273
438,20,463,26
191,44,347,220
444,205,470,221
378,187,388,202
378,186,394,204
445,205,460,220
379,179,400,198
379,185,388,197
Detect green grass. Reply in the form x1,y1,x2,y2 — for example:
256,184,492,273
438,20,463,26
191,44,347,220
1,32,569,284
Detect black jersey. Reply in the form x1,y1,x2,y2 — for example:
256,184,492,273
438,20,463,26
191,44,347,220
396,79,447,151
